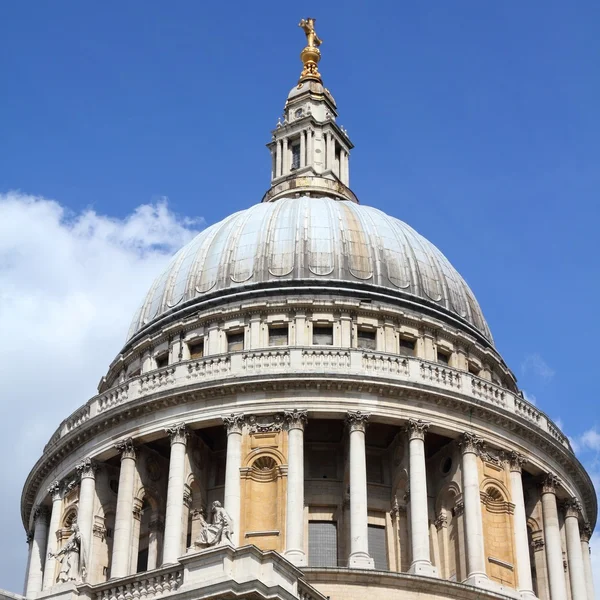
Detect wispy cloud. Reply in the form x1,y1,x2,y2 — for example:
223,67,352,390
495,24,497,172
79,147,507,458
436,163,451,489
521,353,555,381
522,390,537,405
0,192,202,592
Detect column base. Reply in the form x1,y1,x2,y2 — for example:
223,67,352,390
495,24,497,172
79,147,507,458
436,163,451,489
518,590,538,600
463,574,521,599
408,561,439,578
284,549,307,567
349,551,375,569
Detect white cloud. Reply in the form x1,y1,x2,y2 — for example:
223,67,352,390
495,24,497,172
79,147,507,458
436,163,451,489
581,429,600,452
521,353,555,381
0,192,202,592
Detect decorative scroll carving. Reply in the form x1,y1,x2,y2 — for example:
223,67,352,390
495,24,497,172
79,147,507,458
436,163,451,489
531,537,545,552
345,410,370,433
183,485,192,509
115,438,136,460
32,505,50,524
459,432,485,455
406,418,430,441
247,414,283,433
541,472,560,495
222,414,245,435
506,451,527,473
166,422,188,445
453,500,465,517
580,522,592,543
194,501,234,548
563,498,583,519
435,513,448,530
284,409,308,431
76,458,97,479
92,523,106,541
48,480,62,501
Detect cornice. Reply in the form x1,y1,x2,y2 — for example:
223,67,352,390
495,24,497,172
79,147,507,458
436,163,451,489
20,370,597,535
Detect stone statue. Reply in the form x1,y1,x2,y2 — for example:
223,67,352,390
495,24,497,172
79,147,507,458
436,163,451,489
50,523,86,583
194,501,234,548
299,18,322,48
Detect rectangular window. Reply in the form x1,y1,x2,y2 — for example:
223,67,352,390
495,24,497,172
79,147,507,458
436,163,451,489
136,548,148,573
269,325,288,347
313,325,333,345
357,328,377,350
437,349,450,365
155,354,168,369
399,338,416,356
291,144,300,170
308,521,338,567
227,332,244,352
189,340,204,359
468,362,481,376
368,524,388,570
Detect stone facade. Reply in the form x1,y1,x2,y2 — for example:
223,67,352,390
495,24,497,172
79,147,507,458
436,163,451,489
16,18,596,600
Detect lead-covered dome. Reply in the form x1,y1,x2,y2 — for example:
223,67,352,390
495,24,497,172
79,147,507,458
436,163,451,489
127,197,492,344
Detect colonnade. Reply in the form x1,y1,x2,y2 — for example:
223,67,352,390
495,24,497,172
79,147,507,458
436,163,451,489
24,415,595,600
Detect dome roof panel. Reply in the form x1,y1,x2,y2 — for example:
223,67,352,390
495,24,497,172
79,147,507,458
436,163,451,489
127,197,493,344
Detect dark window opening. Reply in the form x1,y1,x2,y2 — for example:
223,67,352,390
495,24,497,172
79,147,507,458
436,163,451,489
357,329,377,350
368,524,388,570
227,332,244,352
291,144,300,170
437,349,450,365
399,338,415,356
313,325,333,345
136,548,148,573
269,326,288,347
366,453,383,484
155,354,168,369
468,363,481,376
189,341,204,359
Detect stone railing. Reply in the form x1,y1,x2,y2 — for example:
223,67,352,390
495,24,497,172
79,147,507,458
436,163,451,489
80,565,182,600
45,347,569,451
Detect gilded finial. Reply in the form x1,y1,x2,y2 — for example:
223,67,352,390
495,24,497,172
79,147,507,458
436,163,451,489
298,18,322,83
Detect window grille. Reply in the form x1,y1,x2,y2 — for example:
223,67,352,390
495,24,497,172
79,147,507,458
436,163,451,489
313,325,333,345
308,521,338,567
368,524,388,570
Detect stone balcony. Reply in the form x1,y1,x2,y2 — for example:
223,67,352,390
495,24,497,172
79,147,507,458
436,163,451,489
46,347,569,451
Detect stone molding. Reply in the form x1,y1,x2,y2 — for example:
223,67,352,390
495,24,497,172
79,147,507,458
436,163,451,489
222,413,245,435
406,418,430,441
47,480,62,501
435,513,448,530
563,497,583,519
165,422,188,445
115,437,136,460
32,505,50,524
247,413,283,433
531,537,545,552
459,432,485,455
541,472,560,495
75,457,97,479
345,410,370,433
284,408,308,431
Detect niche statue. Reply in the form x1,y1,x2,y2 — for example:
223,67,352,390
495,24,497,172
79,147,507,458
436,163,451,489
194,501,234,548
49,523,87,583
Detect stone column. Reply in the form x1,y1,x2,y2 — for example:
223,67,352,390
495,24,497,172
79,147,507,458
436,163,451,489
406,419,438,577
282,138,289,176
300,131,306,168
507,452,536,599
42,481,63,590
111,438,137,578
435,513,451,579
346,411,374,569
147,517,164,571
25,506,50,596
459,433,489,587
284,409,308,566
307,129,313,169
162,423,189,565
223,414,244,546
75,458,97,580
541,474,568,600
563,499,587,600
580,524,595,600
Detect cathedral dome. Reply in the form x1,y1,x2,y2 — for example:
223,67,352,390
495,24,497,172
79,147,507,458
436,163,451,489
127,196,492,344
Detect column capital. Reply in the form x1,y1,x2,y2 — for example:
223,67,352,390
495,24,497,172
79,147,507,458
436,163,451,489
563,498,583,519
76,457,98,479
47,480,63,501
506,450,527,473
580,522,592,543
540,472,560,495
454,499,464,517
32,505,50,525
222,413,245,434
115,437,136,460
435,513,448,530
284,409,308,431
406,418,430,441
531,537,545,552
26,530,34,544
165,422,188,445
346,410,370,433
459,432,485,455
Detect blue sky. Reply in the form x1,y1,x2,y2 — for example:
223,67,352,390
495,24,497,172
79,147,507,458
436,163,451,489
1,0,599,592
